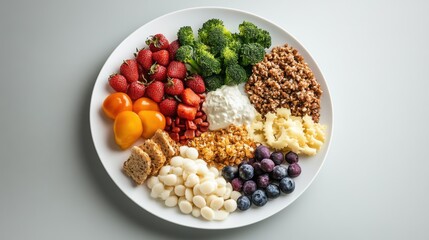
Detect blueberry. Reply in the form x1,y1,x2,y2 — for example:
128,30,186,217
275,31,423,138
265,184,280,199
270,151,284,165
252,162,264,176
243,180,257,195
251,189,268,207
255,145,270,161
285,151,299,164
272,165,288,180
256,174,270,188
260,159,275,173
231,178,244,192
222,166,238,182
279,177,295,194
287,163,301,178
237,195,251,211
239,164,254,180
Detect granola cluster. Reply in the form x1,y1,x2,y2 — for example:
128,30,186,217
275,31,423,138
245,44,322,122
188,125,256,169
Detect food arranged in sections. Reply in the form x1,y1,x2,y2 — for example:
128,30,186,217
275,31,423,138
100,18,326,221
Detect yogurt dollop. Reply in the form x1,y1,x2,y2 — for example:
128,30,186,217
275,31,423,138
202,84,256,130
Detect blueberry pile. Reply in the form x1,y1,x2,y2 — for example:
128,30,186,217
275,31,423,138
222,145,302,210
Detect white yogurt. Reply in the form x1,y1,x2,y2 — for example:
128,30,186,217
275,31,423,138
202,84,256,130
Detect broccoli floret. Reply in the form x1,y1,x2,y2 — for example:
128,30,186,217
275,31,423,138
206,27,228,55
238,21,271,48
198,19,233,50
240,43,265,66
224,63,247,86
175,45,201,73
221,46,238,66
194,48,221,77
204,74,224,91
177,26,195,46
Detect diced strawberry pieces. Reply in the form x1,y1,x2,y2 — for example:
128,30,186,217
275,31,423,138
181,88,200,107
177,103,197,120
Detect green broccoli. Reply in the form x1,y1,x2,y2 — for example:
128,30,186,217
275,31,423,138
177,26,195,46
198,19,233,48
221,46,238,66
239,43,265,66
175,45,201,73
238,21,271,48
204,74,224,91
224,63,247,86
194,47,221,77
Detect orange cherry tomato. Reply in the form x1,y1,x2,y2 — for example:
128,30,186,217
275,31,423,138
138,110,166,139
103,92,133,119
113,111,143,149
133,97,160,113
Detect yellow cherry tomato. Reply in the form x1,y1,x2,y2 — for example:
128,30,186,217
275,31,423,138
133,97,160,113
138,110,166,139
103,92,133,119
113,111,143,149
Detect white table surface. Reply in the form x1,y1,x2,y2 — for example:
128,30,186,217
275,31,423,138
1,0,428,239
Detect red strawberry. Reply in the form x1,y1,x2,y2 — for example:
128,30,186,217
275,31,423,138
177,103,197,120
159,98,178,117
108,74,128,92
145,81,164,103
181,88,201,107
127,81,146,100
168,40,180,61
152,50,170,66
148,63,167,82
165,78,184,96
186,74,206,94
136,48,153,71
120,59,139,83
146,34,169,52
167,61,187,79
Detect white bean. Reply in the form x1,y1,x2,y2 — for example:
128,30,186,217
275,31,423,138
192,195,206,209
196,164,209,176
164,196,178,207
179,146,189,157
191,207,201,218
223,199,237,212
185,188,194,202
200,207,215,221
213,210,229,221
183,161,198,174
158,166,171,176
172,167,183,176
178,200,193,214
160,189,171,200
206,195,217,206
215,186,226,197
185,173,199,188
170,156,184,167
199,180,217,195
151,183,164,198
230,191,241,201
193,184,203,196
210,197,224,210
223,186,232,200
209,167,219,176
146,176,159,189
163,174,177,186
174,185,186,197
215,177,227,187
185,147,199,160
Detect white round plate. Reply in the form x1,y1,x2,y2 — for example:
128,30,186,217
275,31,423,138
90,7,333,229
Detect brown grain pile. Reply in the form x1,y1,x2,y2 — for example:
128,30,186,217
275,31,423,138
245,44,322,122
